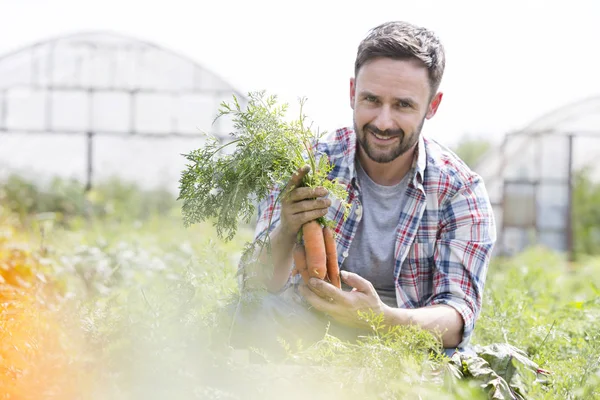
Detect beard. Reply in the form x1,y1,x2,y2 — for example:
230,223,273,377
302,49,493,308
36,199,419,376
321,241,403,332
354,118,425,164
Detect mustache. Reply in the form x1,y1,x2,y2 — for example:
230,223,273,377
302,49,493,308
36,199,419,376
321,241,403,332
364,124,404,137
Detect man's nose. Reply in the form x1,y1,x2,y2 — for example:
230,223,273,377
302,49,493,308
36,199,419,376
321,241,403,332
372,106,395,132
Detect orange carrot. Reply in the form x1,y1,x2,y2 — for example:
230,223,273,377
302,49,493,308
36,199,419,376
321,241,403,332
293,243,310,284
302,220,327,280
323,225,341,289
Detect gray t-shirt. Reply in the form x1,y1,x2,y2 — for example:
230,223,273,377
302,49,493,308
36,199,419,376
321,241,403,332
341,159,410,308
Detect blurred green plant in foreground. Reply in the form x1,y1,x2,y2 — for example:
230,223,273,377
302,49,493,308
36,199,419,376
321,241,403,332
0,175,599,399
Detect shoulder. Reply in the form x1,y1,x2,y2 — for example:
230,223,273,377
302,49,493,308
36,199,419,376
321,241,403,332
314,126,355,159
421,136,488,202
312,126,357,182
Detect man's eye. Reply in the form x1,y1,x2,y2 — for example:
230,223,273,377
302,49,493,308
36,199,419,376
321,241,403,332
366,96,378,103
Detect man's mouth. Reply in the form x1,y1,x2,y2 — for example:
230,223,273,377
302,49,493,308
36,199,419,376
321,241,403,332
370,130,398,141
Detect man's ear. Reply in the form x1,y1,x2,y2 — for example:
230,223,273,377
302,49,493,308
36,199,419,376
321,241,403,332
349,77,356,110
425,92,443,119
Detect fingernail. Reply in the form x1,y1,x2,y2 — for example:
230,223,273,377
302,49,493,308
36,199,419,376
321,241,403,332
309,278,317,287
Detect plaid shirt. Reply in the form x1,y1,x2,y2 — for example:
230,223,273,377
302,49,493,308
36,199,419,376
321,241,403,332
252,127,497,347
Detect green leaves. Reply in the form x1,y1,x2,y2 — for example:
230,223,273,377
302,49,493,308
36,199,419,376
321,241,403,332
178,90,349,242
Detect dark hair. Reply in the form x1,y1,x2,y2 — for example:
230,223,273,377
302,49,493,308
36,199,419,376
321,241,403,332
355,21,446,95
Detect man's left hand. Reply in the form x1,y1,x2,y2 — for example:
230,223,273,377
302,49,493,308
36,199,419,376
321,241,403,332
298,270,388,329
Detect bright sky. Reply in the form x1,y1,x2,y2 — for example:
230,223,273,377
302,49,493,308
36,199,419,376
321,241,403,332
1,0,599,148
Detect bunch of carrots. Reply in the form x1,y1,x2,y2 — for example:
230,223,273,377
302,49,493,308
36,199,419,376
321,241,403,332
288,168,342,293
292,222,341,289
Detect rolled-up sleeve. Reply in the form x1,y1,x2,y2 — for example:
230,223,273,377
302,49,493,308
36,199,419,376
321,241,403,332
253,185,283,242
428,174,497,347
236,184,285,290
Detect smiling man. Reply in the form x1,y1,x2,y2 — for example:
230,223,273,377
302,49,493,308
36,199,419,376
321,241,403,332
238,20,497,355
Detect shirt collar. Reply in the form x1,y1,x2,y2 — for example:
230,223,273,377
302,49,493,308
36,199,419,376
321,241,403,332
346,128,426,190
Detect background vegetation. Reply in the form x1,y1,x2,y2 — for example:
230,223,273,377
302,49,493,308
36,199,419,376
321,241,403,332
0,154,599,398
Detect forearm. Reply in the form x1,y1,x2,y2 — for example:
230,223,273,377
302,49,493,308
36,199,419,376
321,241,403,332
247,224,297,293
382,304,464,348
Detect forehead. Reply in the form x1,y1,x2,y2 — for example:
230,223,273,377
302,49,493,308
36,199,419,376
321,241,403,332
355,57,431,100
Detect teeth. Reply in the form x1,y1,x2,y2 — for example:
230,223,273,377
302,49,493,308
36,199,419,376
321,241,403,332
372,131,392,140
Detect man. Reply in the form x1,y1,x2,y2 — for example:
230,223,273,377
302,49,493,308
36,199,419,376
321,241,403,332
237,20,496,354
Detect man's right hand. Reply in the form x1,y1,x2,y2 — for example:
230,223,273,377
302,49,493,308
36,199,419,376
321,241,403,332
279,165,331,240
248,165,331,293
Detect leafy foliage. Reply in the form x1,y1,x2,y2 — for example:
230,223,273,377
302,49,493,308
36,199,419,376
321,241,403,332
0,174,176,225
178,90,350,242
572,165,600,259
1,190,600,398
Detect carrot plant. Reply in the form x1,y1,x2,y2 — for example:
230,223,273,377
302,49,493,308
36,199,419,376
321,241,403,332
178,91,350,286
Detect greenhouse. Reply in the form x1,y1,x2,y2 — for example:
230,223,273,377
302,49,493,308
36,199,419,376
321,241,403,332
474,95,600,258
0,31,247,194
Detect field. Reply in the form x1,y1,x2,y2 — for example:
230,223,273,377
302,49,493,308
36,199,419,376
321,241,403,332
1,176,599,399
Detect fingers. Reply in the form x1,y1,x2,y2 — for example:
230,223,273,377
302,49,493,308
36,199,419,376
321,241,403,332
283,185,330,219
284,165,311,194
307,277,343,299
280,165,332,238
340,271,376,296
287,186,329,203
298,282,343,314
284,209,328,236
287,196,331,214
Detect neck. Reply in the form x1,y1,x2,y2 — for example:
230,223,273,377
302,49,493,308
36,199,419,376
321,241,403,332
357,144,417,186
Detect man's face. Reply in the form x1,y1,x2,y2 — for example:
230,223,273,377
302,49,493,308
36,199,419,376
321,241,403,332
350,57,442,164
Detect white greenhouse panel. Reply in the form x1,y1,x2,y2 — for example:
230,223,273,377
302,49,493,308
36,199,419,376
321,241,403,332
0,93,5,129
113,48,141,89
563,112,600,132
536,182,569,230
89,49,116,89
174,94,219,134
50,91,89,131
539,134,570,180
137,51,184,91
0,52,31,89
134,93,174,134
5,88,46,130
536,204,568,231
502,182,536,227
30,44,53,88
51,45,91,88
502,135,538,181
91,92,130,133
155,55,196,91
538,231,567,252
92,135,206,192
537,182,569,207
0,133,87,181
